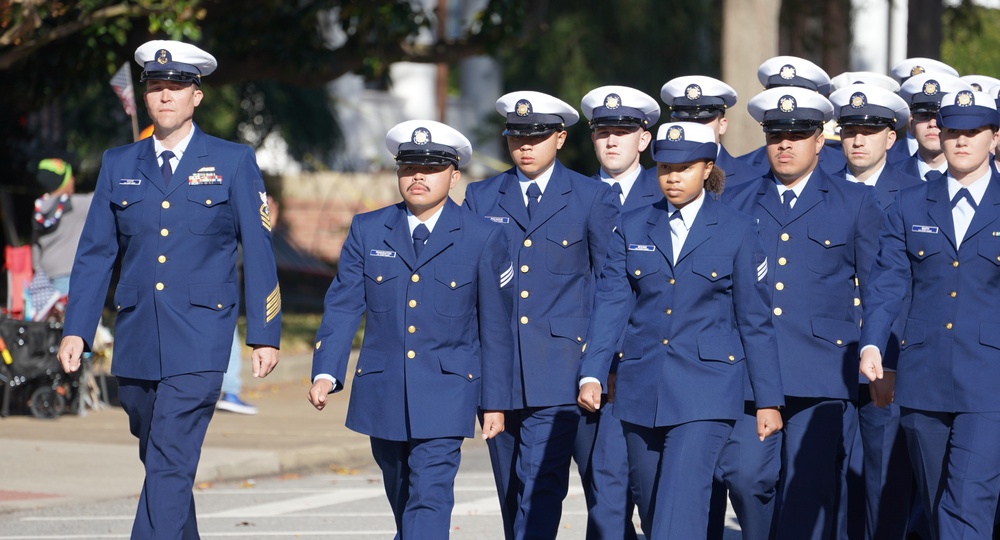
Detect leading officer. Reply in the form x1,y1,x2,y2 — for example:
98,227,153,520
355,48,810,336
58,40,281,539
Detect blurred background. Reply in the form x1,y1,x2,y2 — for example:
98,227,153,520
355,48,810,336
2,0,998,349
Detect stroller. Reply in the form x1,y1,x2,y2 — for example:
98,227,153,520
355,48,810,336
0,317,72,418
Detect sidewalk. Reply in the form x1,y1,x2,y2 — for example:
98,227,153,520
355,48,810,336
0,351,372,513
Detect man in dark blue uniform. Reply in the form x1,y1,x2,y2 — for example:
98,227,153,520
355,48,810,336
886,58,962,165
660,75,761,188
723,86,883,540
58,40,281,539
897,73,974,182
829,83,924,540
861,89,1000,540
308,120,514,539
575,84,660,540
737,56,848,177
463,90,619,540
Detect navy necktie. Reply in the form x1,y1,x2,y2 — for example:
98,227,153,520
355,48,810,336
925,170,944,182
412,223,430,258
781,190,797,215
611,182,624,207
526,182,542,218
951,188,978,211
160,150,175,186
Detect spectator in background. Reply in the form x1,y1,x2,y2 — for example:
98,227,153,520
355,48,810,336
31,158,94,296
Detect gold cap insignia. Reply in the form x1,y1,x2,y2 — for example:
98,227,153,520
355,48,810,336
779,96,796,113
850,92,866,109
157,49,170,65
910,66,925,76
411,128,431,145
604,94,621,109
972,83,984,92
956,90,974,107
667,126,683,141
685,84,702,101
923,80,939,96
515,99,532,117
780,64,796,80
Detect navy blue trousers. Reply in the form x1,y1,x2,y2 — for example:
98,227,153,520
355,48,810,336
117,371,223,540
370,436,464,540
574,399,638,540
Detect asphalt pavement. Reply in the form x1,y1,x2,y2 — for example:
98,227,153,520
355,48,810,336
0,351,372,514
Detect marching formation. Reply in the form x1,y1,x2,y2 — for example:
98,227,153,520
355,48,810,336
311,53,1000,540
56,37,1000,540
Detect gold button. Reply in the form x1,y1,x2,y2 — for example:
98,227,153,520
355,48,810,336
836,339,843,346
411,274,420,283
946,322,953,330
953,260,959,267
582,343,587,353
315,341,322,350
562,240,568,246
778,257,787,266
662,339,669,345
357,368,362,374
217,303,223,309
824,240,831,246
156,282,164,290
728,355,735,362
162,201,170,209
918,250,925,257
408,300,417,308
773,307,783,316
780,232,790,241
407,350,416,359
205,199,212,205
618,352,624,358
669,278,675,285
521,265,529,273
121,200,128,206
376,276,383,282
520,316,528,324
665,308,672,315
408,325,416,334
711,271,718,278
901,340,906,346
116,304,121,310
523,239,532,247
775,282,784,291
450,281,457,288
854,298,861,306
577,336,582,342
996,255,1000,262
160,228,169,236
634,269,642,276
950,291,957,298
158,255,166,263
468,374,474,380
520,290,529,299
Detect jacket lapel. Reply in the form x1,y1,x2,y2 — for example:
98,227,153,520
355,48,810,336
382,204,417,270
497,172,530,230
167,126,209,197
646,200,675,266
676,195,718,264
926,180,958,251
526,162,570,235
961,173,1000,246
137,139,165,194
418,199,460,267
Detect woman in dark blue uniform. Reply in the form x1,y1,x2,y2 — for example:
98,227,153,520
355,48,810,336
577,121,784,538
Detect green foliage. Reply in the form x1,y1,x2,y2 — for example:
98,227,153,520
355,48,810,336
496,0,722,173
942,1,1000,78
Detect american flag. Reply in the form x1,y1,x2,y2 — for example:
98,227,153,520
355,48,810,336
109,62,136,116
27,270,62,322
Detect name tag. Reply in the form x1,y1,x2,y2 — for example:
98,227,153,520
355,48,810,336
486,216,510,224
911,225,939,234
370,249,397,258
628,244,656,252
119,179,142,186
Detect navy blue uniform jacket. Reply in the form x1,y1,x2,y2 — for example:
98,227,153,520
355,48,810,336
64,126,281,380
862,173,1000,412
311,199,515,440
723,170,882,400
463,161,619,408
579,195,784,427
